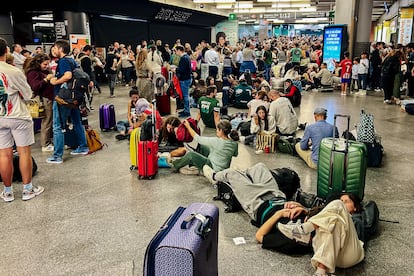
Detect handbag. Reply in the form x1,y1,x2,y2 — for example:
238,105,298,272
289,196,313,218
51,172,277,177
26,99,40,118
85,126,106,154
357,110,375,143
256,132,278,153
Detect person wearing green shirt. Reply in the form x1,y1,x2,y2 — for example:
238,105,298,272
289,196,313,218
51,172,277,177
289,43,302,67
197,85,220,129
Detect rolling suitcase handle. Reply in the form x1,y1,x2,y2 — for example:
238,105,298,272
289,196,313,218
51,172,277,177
329,114,351,194
181,213,213,239
151,99,157,142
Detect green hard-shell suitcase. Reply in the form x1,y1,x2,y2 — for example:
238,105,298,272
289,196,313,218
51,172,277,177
317,114,368,200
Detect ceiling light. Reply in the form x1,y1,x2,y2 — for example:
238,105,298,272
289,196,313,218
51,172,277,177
271,3,310,8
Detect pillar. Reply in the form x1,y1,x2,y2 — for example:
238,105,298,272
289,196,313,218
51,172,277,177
354,0,373,57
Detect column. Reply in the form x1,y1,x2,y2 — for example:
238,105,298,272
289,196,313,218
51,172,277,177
354,0,373,57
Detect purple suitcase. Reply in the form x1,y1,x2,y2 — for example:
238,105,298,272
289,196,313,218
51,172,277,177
99,103,116,131
144,203,219,276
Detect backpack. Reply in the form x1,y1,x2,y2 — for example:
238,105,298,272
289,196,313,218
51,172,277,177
405,103,414,115
85,126,105,154
277,136,301,155
270,168,301,200
0,155,38,182
153,73,166,95
176,118,200,143
55,58,90,108
237,121,251,136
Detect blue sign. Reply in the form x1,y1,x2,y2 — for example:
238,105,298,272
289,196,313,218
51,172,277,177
323,27,343,72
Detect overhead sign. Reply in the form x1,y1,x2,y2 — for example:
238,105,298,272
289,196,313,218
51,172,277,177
154,8,192,23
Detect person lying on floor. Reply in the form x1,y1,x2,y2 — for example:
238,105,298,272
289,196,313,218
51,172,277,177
258,193,366,276
204,164,374,275
171,119,239,175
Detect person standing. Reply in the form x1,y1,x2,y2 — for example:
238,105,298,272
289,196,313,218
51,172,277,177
337,51,353,96
46,39,89,164
24,53,55,152
295,108,338,169
175,45,192,118
204,43,220,80
0,37,44,202
11,43,26,71
104,45,118,98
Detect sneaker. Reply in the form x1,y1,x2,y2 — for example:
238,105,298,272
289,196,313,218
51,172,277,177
203,165,217,185
42,144,54,152
110,95,116,98
0,191,14,202
70,148,89,155
115,134,128,140
22,185,44,201
179,165,200,175
277,222,311,245
46,156,63,164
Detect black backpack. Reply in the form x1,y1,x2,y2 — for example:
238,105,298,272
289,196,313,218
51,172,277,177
270,168,301,200
237,121,251,136
55,58,90,108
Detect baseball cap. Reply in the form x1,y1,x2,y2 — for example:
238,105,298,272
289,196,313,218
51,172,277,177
314,107,327,115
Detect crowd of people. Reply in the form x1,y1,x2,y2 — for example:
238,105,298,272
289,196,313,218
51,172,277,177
2,32,410,275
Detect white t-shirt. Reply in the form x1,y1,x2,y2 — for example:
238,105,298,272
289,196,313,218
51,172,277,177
0,61,32,120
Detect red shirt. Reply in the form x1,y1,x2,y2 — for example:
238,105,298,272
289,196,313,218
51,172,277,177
339,58,352,79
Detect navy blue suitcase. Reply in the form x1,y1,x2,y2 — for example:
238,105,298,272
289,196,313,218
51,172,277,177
99,103,116,131
143,203,219,276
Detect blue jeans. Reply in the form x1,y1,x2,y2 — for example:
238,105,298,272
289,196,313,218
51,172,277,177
52,101,88,158
116,120,130,133
264,64,272,81
358,74,368,90
180,78,192,114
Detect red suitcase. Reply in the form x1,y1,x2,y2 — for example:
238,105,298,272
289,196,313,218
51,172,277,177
138,99,158,179
138,140,158,179
155,93,170,116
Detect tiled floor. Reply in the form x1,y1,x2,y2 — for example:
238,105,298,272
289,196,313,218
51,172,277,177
1,84,414,275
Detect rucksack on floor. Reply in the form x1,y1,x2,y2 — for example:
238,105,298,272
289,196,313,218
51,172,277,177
270,168,301,200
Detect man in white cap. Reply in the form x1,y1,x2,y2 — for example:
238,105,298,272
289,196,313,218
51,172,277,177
295,108,338,169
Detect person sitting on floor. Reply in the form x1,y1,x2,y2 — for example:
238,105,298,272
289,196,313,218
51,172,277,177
250,105,276,136
158,115,186,158
247,90,270,118
196,85,220,129
171,119,238,175
282,79,301,107
295,107,338,169
267,90,298,136
115,87,139,140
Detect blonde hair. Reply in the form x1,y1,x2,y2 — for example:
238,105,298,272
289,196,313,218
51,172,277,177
136,48,148,69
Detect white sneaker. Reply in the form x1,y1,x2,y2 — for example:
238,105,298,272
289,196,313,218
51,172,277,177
42,145,54,152
0,191,14,202
277,222,311,245
22,185,44,201
179,165,200,175
202,165,217,185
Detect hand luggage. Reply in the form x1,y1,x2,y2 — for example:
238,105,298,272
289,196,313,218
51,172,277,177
155,93,170,116
138,100,158,179
143,202,219,276
99,103,116,131
129,127,140,171
317,114,368,201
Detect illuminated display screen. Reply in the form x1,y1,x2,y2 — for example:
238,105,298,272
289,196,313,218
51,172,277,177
323,27,343,72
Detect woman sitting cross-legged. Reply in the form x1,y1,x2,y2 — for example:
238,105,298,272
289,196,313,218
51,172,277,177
171,119,239,175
